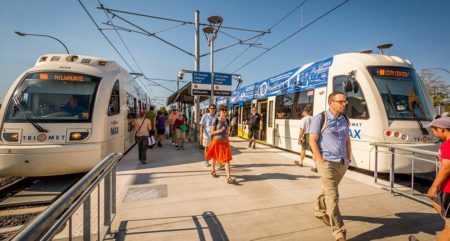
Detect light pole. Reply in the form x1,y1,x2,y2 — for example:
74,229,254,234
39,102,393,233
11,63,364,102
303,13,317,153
15,31,69,54
202,15,223,103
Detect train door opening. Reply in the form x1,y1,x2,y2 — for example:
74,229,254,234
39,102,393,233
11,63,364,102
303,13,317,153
240,101,252,137
257,100,268,142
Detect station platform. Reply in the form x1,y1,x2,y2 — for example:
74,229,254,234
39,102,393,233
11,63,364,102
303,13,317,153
106,137,442,241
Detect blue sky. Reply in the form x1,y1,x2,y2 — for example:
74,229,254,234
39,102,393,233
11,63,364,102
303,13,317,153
1,0,449,106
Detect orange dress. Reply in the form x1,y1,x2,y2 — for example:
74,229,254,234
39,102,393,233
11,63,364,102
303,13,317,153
205,118,232,163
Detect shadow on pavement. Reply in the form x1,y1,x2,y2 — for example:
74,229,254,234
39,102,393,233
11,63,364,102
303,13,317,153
112,211,229,241
233,163,296,169
345,212,441,241
193,211,230,241
236,172,319,184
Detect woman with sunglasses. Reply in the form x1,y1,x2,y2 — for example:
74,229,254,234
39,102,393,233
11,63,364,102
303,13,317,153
206,105,236,184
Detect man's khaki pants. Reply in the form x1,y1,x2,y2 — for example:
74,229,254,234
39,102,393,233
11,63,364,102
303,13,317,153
314,160,348,240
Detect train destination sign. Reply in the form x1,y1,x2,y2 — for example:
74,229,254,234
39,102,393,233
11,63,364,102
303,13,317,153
370,67,412,78
34,72,86,82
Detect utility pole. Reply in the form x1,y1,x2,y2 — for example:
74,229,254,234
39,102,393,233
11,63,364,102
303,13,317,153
194,10,200,143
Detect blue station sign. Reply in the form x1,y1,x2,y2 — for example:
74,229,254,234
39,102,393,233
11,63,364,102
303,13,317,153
213,73,232,96
192,71,211,96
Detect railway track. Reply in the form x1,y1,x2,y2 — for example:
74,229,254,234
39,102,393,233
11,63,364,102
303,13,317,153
0,174,83,240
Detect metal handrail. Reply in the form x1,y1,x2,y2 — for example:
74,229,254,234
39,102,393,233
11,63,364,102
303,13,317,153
12,152,122,241
370,142,438,205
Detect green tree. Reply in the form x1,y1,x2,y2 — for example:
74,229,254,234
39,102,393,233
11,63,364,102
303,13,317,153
419,69,450,112
159,106,168,115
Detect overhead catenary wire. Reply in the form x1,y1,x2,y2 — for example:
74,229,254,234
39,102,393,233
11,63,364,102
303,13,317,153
102,11,267,58
96,3,272,79
81,0,174,96
231,0,351,74
107,11,194,57
78,0,135,72
97,0,154,98
221,0,308,72
98,5,270,34
79,0,152,98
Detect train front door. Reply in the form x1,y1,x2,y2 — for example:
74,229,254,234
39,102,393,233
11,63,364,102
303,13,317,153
258,101,268,142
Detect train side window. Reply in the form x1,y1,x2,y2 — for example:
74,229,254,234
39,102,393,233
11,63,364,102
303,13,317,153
108,80,120,116
294,90,314,118
275,91,313,119
275,93,294,119
333,75,369,119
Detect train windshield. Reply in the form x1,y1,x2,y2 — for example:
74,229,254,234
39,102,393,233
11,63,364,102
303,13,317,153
5,72,101,123
368,66,432,121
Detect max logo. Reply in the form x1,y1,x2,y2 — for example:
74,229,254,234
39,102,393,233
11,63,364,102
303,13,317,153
110,127,119,135
349,129,361,139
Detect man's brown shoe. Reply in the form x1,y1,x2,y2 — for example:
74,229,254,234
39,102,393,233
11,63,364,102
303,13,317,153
315,215,330,226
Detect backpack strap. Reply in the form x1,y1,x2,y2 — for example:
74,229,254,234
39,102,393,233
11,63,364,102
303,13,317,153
320,111,327,134
320,111,349,134
342,114,349,126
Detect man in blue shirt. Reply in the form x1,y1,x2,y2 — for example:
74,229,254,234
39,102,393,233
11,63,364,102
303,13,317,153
309,92,352,241
62,95,87,118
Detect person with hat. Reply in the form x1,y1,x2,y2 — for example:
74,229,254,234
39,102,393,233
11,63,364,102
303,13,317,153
426,116,450,241
173,112,187,150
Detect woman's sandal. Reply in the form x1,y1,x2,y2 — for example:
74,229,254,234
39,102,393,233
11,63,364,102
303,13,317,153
227,177,236,184
211,171,219,178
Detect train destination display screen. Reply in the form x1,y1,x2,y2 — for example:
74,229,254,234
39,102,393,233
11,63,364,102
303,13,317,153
369,66,432,121
37,72,88,82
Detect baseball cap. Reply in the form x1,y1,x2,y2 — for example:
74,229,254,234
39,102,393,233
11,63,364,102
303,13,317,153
424,116,450,129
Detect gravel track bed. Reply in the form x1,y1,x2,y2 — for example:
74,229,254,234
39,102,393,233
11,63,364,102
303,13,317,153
0,177,21,190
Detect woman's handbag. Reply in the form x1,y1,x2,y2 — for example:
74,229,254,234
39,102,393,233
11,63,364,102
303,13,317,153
147,135,156,147
433,190,450,218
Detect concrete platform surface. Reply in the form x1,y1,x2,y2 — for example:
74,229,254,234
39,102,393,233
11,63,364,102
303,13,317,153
106,138,442,241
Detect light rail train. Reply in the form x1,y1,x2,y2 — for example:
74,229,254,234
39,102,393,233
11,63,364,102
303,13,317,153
0,54,147,176
228,52,439,173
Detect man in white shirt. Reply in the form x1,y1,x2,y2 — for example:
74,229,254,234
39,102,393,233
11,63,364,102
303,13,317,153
200,104,217,167
295,107,316,171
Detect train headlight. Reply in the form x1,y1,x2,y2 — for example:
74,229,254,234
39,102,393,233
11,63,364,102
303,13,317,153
393,131,401,138
69,132,89,141
3,132,19,142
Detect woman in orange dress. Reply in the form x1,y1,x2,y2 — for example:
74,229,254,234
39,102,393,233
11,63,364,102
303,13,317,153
206,105,235,184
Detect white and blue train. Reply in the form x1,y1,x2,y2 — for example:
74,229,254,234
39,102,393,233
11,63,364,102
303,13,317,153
0,54,148,176
228,52,438,173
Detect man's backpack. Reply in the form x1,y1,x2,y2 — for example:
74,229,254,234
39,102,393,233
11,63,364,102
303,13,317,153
319,111,349,133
